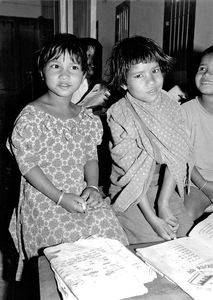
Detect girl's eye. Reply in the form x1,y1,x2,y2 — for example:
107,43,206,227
198,66,206,72
135,74,144,79
71,65,80,71
49,63,59,69
153,67,160,73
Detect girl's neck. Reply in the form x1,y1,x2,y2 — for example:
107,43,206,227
35,93,81,119
198,95,213,114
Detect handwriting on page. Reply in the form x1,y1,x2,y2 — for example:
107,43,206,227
44,238,155,300
52,247,126,286
165,243,203,270
154,241,213,289
197,223,213,239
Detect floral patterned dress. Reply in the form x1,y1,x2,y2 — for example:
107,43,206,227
7,105,128,279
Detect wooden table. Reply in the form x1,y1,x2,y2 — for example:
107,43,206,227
38,243,193,300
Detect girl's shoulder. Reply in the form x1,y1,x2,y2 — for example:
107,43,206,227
107,98,127,116
161,89,180,106
160,90,183,115
12,104,44,138
106,98,133,129
181,98,197,111
15,104,41,122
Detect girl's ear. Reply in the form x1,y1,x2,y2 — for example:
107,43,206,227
121,84,127,90
82,72,87,83
83,72,87,80
40,71,44,80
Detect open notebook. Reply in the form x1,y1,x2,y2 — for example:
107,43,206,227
44,237,156,300
137,213,213,300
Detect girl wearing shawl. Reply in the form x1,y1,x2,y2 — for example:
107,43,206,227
106,36,194,243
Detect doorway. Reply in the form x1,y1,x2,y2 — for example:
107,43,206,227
163,0,196,96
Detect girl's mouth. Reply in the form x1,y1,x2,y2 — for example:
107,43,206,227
59,83,71,88
201,78,213,85
147,89,157,95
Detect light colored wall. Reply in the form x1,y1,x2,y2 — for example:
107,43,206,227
0,0,42,18
97,0,164,78
129,0,164,47
0,0,53,19
97,0,118,77
194,0,213,52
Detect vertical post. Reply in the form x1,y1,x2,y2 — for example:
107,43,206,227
67,0,73,33
59,0,73,33
59,0,67,33
90,0,97,38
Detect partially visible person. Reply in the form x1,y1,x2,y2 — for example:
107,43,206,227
6,33,128,280
81,37,103,86
106,35,194,244
183,46,213,221
72,37,110,108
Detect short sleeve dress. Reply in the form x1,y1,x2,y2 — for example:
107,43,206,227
7,104,128,278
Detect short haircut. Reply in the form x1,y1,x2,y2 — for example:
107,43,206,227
38,33,88,75
107,35,173,91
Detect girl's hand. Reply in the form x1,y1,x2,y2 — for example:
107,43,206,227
158,205,179,233
81,186,104,209
59,193,86,213
150,216,177,240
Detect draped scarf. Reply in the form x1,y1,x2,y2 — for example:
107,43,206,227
108,90,193,212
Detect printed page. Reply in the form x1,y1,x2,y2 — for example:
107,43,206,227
44,237,156,300
137,237,213,300
189,213,213,249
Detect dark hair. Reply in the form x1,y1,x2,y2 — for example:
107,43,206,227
107,35,174,91
201,45,213,57
80,37,103,84
38,33,88,75
81,37,102,55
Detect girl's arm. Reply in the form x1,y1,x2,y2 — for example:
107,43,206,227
81,159,104,208
191,166,213,201
84,159,99,188
138,194,176,240
24,166,86,213
184,166,213,220
157,166,179,229
191,166,213,205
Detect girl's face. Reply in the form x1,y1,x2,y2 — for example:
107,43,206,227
43,51,86,100
195,53,213,95
86,46,95,77
122,61,163,103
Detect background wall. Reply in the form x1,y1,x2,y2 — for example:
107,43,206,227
97,0,118,77
2,0,213,74
97,0,165,78
97,0,213,80
129,0,164,46
194,0,213,52
0,0,42,17
0,0,53,19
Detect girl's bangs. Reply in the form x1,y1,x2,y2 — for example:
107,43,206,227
45,47,82,65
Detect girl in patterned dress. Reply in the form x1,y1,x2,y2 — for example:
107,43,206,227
7,33,128,280
106,36,194,244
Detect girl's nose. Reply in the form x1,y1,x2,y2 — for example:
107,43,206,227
59,68,70,78
146,73,155,85
205,70,213,76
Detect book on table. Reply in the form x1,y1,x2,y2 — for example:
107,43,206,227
136,213,213,300
43,237,156,300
